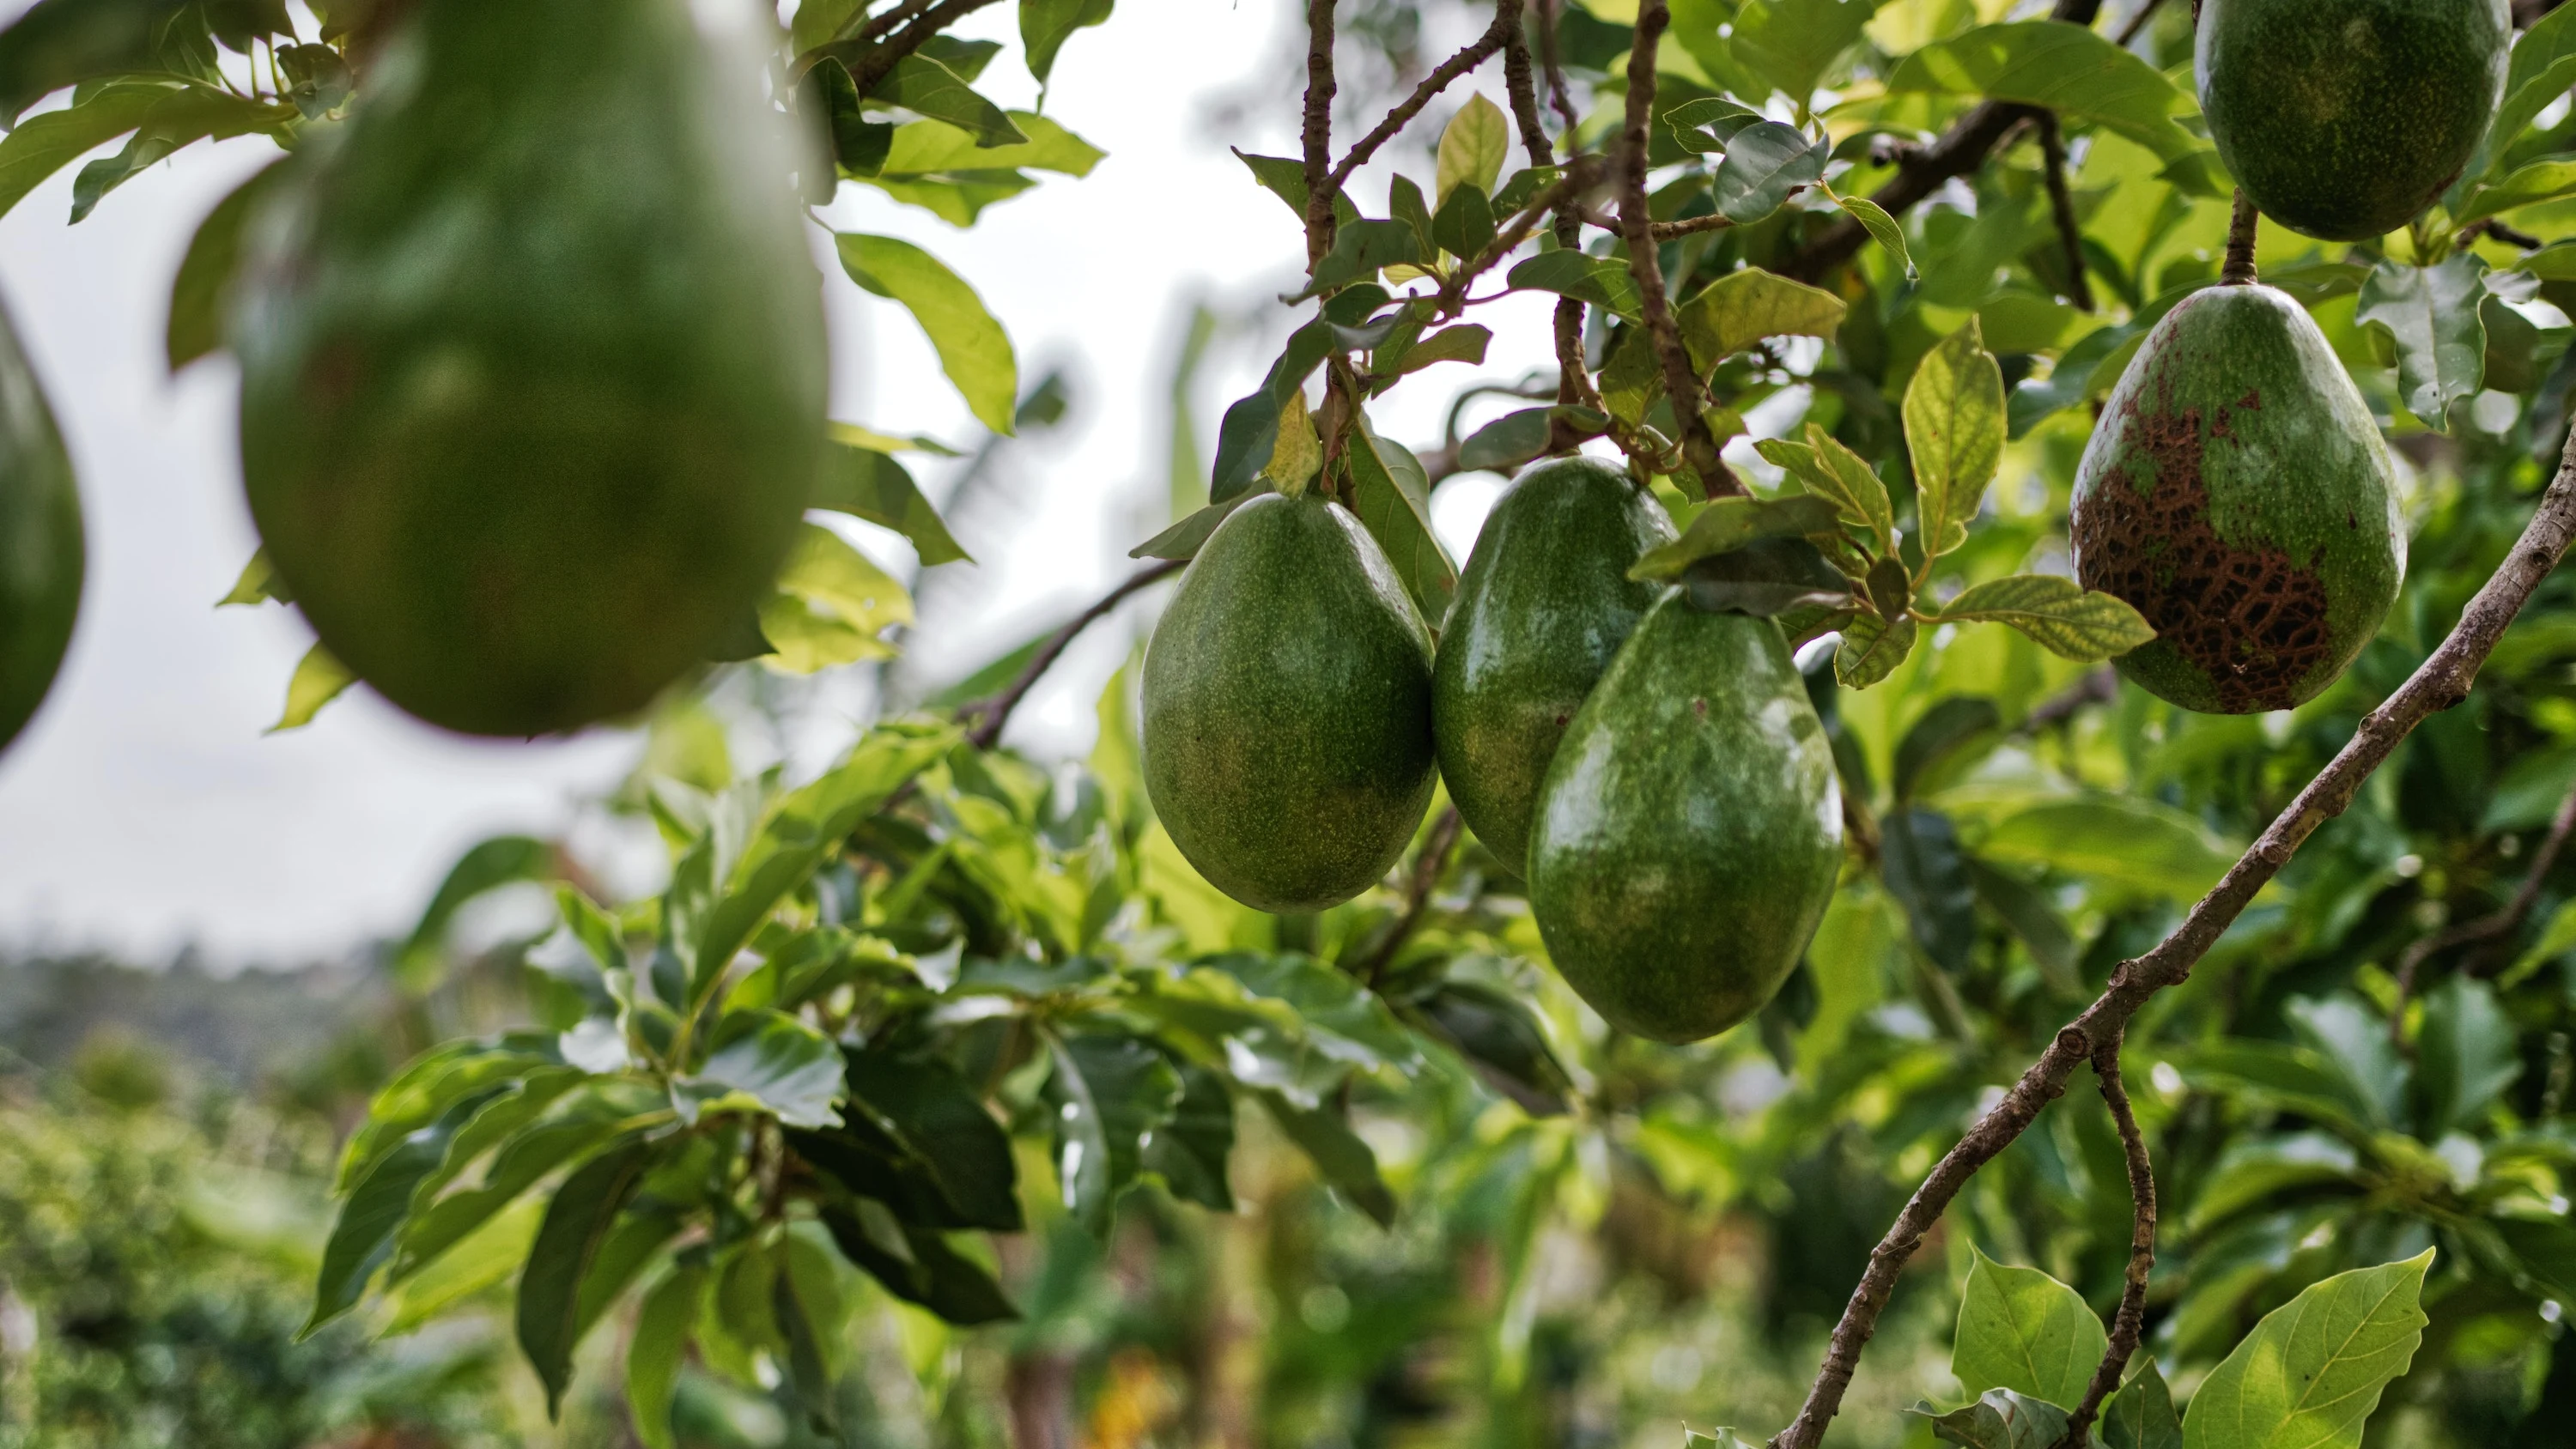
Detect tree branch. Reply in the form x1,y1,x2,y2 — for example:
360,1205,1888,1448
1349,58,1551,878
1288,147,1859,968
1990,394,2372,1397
838,0,1006,100
1327,0,1516,194
960,561,1183,750
2113,0,2171,45
1439,157,1609,314
2053,1036,2156,1449
1613,0,1740,498
1303,0,1340,267
2390,774,2576,1042
1361,808,1464,985
1770,422,2576,1449
2220,188,2259,286
2035,112,2094,312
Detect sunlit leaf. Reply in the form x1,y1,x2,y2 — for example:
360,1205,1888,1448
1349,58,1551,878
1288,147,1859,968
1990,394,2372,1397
269,642,355,734
2180,1252,2433,1449
1931,574,2155,661
837,233,1019,434
1953,1247,2108,1410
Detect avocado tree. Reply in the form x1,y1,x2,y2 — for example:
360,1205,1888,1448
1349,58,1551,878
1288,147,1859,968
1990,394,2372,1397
4,0,2576,1445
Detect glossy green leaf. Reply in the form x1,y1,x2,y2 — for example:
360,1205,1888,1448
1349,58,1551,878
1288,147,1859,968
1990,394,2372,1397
1953,1248,2108,1409
626,1264,705,1449
1430,183,1498,262
1728,0,1873,104
268,642,355,734
1664,96,1765,152
1932,574,2156,661
813,434,970,565
1212,320,1332,502
1435,93,1508,205
1047,1032,1183,1235
518,1143,653,1417
166,157,283,370
821,1207,1019,1324
790,1048,1022,1231
1506,251,1644,316
1295,219,1427,300
392,1100,643,1281
1410,980,1574,1117
1888,21,2198,162
379,1193,543,1336
308,1086,506,1333
684,1010,844,1128
1631,495,1845,582
869,53,1026,147
2180,1251,2433,1449
0,81,161,220
1144,1060,1236,1210
1836,612,1918,688
878,112,1103,176
1676,266,1845,366
1710,121,1826,225
2481,0,2576,179
2357,255,2487,432
1346,424,1457,624
2103,1360,2184,1449
2459,159,2576,225
1020,0,1111,84
837,233,1019,434
67,85,285,223
1905,318,2006,557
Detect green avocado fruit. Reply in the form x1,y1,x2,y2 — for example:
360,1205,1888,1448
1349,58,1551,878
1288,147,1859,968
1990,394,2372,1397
2071,284,2403,715
1528,595,1842,1044
2198,0,2508,242
1432,456,1674,876
232,0,826,737
0,294,80,756
1142,492,1437,914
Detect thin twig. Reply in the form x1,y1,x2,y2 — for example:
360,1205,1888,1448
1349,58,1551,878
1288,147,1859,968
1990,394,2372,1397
2462,216,2549,251
839,0,1005,99
1303,0,1340,268
2018,668,2118,735
846,0,938,47
1613,0,1741,498
2053,1036,2156,1449
1361,808,1464,986
2389,776,2576,1045
2113,0,2171,45
1438,158,1609,315
2220,188,2259,286
1327,0,1516,194
2035,112,2094,312
1770,423,2576,1449
1575,203,1753,239
961,561,1183,750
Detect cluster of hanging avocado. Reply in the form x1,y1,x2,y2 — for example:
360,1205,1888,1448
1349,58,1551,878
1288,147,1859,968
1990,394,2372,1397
232,0,827,737
1141,458,1841,1045
2198,0,2509,241
0,294,82,758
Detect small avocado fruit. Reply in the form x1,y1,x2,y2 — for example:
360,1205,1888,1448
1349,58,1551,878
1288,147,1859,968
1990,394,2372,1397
2198,0,2509,242
2071,283,2403,715
1527,594,1843,1044
1142,491,1437,914
0,294,81,757
1433,456,1675,876
232,0,827,737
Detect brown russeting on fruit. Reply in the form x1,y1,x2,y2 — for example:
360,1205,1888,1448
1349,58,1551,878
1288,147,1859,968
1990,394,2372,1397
2074,379,2333,712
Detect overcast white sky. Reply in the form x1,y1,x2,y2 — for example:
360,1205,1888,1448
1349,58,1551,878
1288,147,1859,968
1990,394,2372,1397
0,0,1578,965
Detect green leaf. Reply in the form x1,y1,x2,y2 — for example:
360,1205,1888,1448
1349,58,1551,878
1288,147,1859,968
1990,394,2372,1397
1230,148,1359,227
2180,1251,2434,1449
2357,254,2487,432
335,1041,553,1191
821,1207,1018,1324
0,0,211,120
308,1086,506,1333
756,523,914,675
166,157,283,370
0,80,162,224
1047,1032,1183,1235
380,1193,543,1336
1909,1391,2074,1448
1710,121,1826,225
2458,158,2576,224
1837,612,1918,688
1435,93,1509,205
1130,488,1261,561
1932,574,2156,661
1664,96,1765,152
878,112,1104,177
2415,976,2519,1135
869,53,1026,147
1680,537,1854,620
216,547,287,607
1905,318,2006,557
392,1099,642,1282
789,1049,1023,1232
1255,1088,1395,1227
67,85,285,222
1728,0,1874,103
1455,405,1607,474
1144,1060,1236,1210
1295,218,1427,300
1212,320,1333,502
2480,0,2576,180
2102,1361,2184,1449
1410,980,1574,1117
393,835,556,988
1758,426,1892,553
626,1264,705,1449
1431,182,1498,263
1346,424,1457,624
1631,495,1846,582
683,1010,845,1128
268,642,355,734
1979,796,2235,900
836,233,1018,434
518,1143,654,1418
1828,185,1915,280
1953,1247,2108,1409
1020,0,1111,84
1685,1432,1759,1449
1675,266,1846,367
813,433,970,565
1888,21,2199,162
1506,251,1644,316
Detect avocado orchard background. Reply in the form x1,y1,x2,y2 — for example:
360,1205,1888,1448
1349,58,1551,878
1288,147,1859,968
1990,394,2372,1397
3,0,2576,1446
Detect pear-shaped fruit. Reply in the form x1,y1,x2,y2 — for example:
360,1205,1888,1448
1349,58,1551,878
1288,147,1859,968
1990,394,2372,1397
233,0,826,737
2071,284,2403,714
0,293,80,756
1433,458,1674,876
1142,492,1436,913
1528,595,1841,1044
2199,0,2508,242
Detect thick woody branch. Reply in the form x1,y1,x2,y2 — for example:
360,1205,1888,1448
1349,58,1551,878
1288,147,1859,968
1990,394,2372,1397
961,561,1183,750
1303,0,1340,266
2053,1037,2156,1449
1327,0,1516,193
1613,0,1740,496
1770,424,2576,1449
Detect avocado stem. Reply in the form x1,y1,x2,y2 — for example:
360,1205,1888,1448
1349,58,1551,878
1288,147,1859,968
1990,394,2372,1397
2221,187,2260,286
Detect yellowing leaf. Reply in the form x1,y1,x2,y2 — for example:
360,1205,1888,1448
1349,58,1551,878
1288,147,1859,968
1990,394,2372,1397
757,524,914,674
1905,318,2005,558
1435,93,1509,205
269,642,355,733
1676,265,1847,366
1264,388,1320,496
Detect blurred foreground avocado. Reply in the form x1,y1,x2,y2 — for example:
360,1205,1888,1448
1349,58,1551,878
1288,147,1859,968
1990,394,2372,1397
2071,283,2402,714
1142,492,1436,913
232,0,826,737
1433,456,1673,876
0,293,81,756
1528,596,1840,1043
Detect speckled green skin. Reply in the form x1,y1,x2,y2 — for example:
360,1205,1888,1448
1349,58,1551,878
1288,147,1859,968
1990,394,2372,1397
2071,285,2403,715
233,0,825,737
0,294,79,756
2199,0,2507,241
1527,597,1841,1044
1432,458,1675,876
1142,493,1437,913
